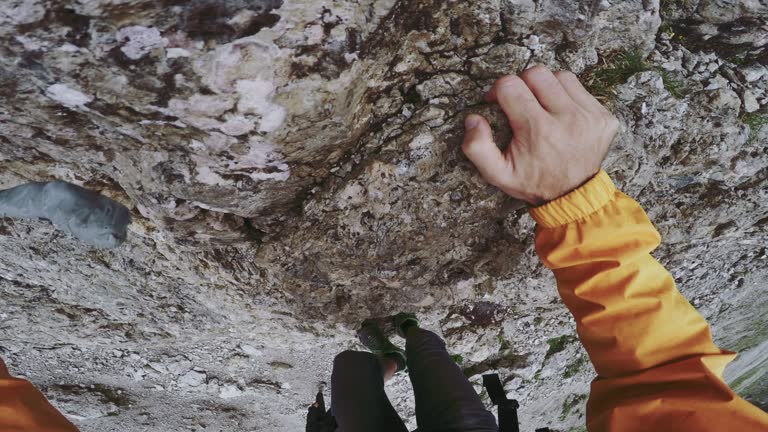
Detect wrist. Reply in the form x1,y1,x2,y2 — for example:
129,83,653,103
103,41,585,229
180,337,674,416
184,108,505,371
528,170,617,228
526,169,603,207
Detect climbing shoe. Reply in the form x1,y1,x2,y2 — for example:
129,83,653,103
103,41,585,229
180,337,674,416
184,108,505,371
393,312,419,338
357,319,407,372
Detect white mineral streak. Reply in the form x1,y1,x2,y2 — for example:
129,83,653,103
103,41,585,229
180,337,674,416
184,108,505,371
14,35,46,50
58,43,80,52
191,135,289,185
169,94,235,118
116,26,168,60
0,0,45,25
194,38,281,92
235,79,287,133
166,47,192,58
191,159,227,186
45,84,93,108
177,37,288,135
219,115,256,136
230,137,291,181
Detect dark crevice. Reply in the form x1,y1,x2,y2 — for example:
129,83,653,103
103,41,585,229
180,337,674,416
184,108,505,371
16,7,91,47
662,17,767,66
179,0,284,42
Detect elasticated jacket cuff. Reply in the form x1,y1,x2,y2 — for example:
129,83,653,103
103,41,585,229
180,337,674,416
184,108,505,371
528,170,617,228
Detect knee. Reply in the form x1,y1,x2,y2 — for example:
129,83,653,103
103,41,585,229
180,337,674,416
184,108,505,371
333,350,371,368
406,328,445,350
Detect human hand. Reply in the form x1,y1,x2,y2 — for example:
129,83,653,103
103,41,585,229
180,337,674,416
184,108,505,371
462,65,619,206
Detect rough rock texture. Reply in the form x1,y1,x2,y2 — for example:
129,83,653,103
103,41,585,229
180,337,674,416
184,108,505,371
0,0,766,431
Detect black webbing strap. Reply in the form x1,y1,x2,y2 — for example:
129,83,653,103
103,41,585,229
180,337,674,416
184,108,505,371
482,373,520,432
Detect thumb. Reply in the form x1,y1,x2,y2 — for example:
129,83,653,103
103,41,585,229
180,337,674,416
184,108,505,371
462,114,512,188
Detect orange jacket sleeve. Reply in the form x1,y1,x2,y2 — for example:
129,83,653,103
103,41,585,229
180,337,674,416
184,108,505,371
530,170,768,432
0,357,79,431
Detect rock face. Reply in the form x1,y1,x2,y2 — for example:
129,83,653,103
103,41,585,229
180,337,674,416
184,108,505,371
0,0,766,431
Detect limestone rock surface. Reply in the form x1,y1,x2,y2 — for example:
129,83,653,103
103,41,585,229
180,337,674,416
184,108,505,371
1,0,766,431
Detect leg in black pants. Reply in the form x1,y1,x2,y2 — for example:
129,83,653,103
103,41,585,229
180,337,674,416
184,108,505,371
331,350,408,432
406,327,498,432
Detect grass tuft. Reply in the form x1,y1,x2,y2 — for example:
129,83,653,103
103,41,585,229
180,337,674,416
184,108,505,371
742,113,768,145
545,335,577,359
656,69,686,99
560,393,588,421
660,0,693,18
728,54,748,66
581,49,687,100
582,50,648,99
563,356,588,379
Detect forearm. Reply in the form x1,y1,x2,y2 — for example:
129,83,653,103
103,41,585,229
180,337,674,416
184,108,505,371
531,171,768,431
531,170,721,376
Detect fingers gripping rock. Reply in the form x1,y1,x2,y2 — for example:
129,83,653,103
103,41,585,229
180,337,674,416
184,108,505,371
0,181,132,249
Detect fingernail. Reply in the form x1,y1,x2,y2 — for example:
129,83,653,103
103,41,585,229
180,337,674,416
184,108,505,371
465,115,479,130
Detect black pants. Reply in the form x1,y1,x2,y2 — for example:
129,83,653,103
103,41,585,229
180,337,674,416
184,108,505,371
331,328,498,432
